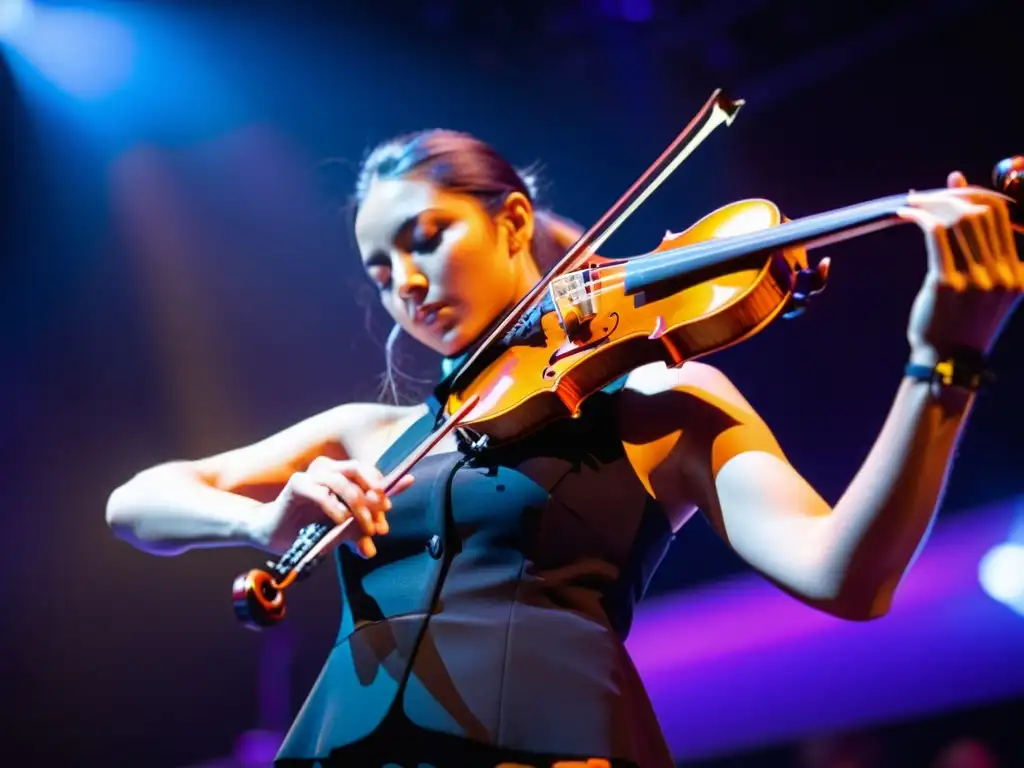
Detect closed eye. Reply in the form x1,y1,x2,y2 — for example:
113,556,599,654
359,211,448,289
411,227,444,254
364,251,391,289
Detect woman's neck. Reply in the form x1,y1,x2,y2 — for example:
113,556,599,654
441,251,543,377
441,260,542,379
512,251,543,306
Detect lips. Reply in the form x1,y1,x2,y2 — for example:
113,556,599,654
414,302,447,327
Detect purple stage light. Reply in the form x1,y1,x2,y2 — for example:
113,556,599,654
625,497,1024,762
620,0,654,24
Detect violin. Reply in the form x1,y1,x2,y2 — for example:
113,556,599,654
232,91,1024,630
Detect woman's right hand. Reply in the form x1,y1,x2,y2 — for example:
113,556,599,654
248,456,414,558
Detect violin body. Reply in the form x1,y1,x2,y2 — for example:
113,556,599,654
447,199,809,444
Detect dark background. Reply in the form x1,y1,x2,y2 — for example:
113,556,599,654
1,0,1021,765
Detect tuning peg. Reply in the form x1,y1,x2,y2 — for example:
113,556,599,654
993,156,1023,230
782,259,830,320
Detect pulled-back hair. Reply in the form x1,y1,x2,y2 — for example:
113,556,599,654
353,129,582,402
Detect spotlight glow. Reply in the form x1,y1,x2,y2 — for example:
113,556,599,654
1,4,135,99
0,0,32,37
979,542,1024,615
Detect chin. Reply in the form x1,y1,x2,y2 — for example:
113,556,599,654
437,332,470,358
436,321,482,359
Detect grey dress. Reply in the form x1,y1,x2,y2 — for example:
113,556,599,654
275,378,677,767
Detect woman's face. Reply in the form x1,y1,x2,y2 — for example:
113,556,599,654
355,176,535,357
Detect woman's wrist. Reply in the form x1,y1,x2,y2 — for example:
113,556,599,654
907,343,943,369
904,344,989,414
240,502,275,551
907,343,993,384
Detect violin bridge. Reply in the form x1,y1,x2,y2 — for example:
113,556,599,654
549,271,598,341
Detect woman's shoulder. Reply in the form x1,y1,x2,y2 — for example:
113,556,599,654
617,360,759,427
622,360,731,396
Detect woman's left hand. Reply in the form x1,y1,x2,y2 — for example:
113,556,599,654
901,171,1022,366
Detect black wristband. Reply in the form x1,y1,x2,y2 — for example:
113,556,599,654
904,348,995,391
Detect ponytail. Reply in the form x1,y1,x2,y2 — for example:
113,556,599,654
531,208,585,273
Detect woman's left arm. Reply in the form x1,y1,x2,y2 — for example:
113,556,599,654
620,173,1021,621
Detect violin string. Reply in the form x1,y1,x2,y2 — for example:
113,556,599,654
549,271,625,310
546,194,912,315
603,194,909,289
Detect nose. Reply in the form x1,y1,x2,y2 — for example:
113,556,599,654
394,255,429,305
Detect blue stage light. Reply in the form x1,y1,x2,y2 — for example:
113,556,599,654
0,0,32,38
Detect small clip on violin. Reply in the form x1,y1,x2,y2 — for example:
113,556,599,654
232,92,1024,630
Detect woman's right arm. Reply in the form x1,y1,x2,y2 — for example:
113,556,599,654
105,402,410,557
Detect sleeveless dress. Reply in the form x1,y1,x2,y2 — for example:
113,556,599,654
274,378,677,767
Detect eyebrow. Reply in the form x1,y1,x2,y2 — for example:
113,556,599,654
359,214,412,264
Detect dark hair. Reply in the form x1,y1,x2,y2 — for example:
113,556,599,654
353,129,582,402
354,129,577,271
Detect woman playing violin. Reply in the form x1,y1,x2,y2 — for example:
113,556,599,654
105,129,1022,768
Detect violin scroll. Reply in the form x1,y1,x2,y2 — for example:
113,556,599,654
993,156,1024,229
993,156,1023,200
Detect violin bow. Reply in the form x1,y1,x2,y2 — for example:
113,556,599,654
445,88,745,399
343,91,746,559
